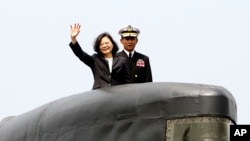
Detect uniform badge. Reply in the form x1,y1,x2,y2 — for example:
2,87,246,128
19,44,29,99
127,25,133,31
136,59,145,67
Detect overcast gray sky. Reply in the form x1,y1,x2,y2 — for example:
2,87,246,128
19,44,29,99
1,0,249,124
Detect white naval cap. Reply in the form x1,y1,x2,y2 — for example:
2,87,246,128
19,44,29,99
118,25,140,37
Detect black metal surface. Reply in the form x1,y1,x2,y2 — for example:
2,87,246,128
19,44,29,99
0,82,237,141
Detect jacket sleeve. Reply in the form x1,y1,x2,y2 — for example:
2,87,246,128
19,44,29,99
69,42,94,67
144,57,153,82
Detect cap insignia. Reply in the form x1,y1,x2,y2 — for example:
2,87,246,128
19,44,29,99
127,25,133,32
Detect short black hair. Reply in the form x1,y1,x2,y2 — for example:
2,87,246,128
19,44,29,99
93,32,119,55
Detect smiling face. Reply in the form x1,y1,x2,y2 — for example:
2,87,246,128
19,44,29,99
99,36,114,58
120,36,138,52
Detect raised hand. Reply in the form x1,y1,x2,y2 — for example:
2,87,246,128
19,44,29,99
70,23,81,43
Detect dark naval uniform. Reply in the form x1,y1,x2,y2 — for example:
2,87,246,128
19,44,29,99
118,25,153,83
117,51,152,83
